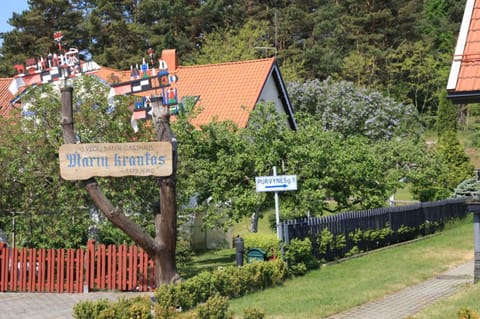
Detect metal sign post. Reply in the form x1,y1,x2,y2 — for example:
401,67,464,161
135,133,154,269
255,167,297,240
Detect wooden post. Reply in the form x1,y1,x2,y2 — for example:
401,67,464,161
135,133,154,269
151,98,179,285
467,202,480,283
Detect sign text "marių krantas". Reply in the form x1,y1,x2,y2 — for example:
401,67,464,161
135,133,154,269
59,142,172,180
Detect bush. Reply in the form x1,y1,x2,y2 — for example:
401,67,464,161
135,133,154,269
284,238,319,276
73,299,110,319
316,228,346,261
243,308,265,319
196,295,232,319
73,296,152,319
458,308,480,319
154,259,287,313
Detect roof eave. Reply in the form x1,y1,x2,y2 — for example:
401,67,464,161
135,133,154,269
447,90,480,104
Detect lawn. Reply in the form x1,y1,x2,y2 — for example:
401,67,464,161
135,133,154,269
226,215,474,319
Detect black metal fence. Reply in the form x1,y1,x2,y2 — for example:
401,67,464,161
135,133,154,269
281,198,469,260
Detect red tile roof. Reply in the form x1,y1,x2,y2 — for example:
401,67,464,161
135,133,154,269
173,58,276,128
0,78,17,117
1,51,296,130
95,56,291,128
447,0,480,103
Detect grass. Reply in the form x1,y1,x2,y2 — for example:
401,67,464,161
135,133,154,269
227,215,474,319
411,282,480,319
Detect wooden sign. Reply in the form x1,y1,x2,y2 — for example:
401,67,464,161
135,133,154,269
59,142,172,180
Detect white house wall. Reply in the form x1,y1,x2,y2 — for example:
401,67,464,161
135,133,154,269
258,74,286,116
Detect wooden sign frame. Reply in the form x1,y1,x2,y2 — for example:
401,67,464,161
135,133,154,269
59,142,172,180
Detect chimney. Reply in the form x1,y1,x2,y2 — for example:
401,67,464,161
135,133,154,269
161,49,178,73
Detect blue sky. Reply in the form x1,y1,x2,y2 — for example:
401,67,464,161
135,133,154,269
0,1,29,33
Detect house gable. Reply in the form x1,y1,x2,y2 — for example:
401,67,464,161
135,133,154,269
447,0,480,103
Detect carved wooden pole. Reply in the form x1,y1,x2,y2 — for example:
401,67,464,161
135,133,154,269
151,97,179,284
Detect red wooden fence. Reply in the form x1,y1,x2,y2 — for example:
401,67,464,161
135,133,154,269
0,241,155,293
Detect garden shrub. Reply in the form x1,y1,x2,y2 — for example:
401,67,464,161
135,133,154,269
73,298,110,319
243,307,266,319
154,259,287,313
196,295,232,319
283,238,319,276
73,296,152,319
316,228,346,261
458,308,480,319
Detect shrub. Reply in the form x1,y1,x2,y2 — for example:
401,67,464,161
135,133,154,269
316,228,346,261
176,239,194,268
284,238,319,276
73,296,152,319
458,308,480,319
154,260,287,314
243,307,265,319
73,299,110,319
196,295,232,319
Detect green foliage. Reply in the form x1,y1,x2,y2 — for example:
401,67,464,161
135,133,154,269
287,79,423,141
437,91,458,135
458,308,480,319
73,296,152,319
196,295,232,319
0,76,161,248
154,260,287,313
243,308,266,319
316,228,346,261
283,238,319,276
73,299,111,319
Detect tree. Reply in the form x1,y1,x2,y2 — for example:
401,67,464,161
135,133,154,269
287,78,424,141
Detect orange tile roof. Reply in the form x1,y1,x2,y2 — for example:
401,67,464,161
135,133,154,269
174,58,276,128
0,78,17,117
95,57,291,128
447,0,480,103
1,52,296,130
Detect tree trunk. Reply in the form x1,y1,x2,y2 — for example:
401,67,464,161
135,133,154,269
60,87,179,287
249,208,260,233
152,98,179,285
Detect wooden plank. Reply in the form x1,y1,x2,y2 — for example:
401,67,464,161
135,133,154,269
131,245,137,290
11,248,18,291
19,249,27,291
76,248,84,293
138,249,145,291
28,248,36,292
87,241,94,290
0,245,8,291
38,249,45,291
66,249,74,293
59,142,173,180
98,244,105,290
47,249,54,292
128,245,135,290
58,249,65,292
121,244,127,291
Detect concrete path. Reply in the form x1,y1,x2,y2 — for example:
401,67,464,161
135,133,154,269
327,260,474,319
0,291,153,319
0,261,473,319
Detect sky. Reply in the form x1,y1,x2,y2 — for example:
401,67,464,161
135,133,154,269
0,0,29,33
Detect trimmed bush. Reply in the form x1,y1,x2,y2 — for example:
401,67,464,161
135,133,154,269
284,238,319,276
197,295,232,319
154,259,287,314
243,307,265,319
73,296,152,319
